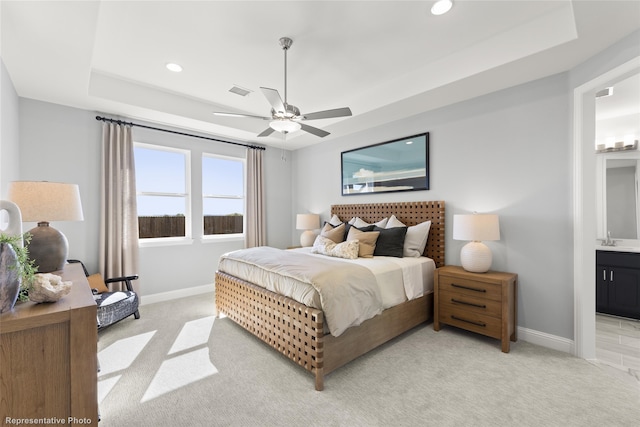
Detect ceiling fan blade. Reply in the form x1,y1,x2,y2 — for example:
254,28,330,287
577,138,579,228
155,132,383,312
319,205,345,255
260,87,285,112
303,107,352,121
300,123,330,138
257,127,276,137
213,112,270,120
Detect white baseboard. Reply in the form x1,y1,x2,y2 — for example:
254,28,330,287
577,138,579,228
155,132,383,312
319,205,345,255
140,283,214,306
518,326,574,354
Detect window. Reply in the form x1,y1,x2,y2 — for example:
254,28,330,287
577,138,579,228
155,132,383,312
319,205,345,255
202,154,244,236
134,143,190,239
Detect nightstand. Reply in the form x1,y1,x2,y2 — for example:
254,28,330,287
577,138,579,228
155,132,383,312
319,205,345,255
434,265,517,353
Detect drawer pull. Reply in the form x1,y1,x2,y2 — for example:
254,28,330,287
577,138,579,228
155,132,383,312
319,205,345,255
451,283,487,293
451,315,486,328
451,298,486,309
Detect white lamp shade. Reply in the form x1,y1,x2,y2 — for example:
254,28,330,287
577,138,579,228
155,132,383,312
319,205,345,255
454,213,500,273
9,181,84,222
453,214,500,241
270,120,301,133
296,214,319,230
8,181,84,273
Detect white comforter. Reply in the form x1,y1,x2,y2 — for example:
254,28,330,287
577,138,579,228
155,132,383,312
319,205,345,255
218,247,383,336
218,246,435,336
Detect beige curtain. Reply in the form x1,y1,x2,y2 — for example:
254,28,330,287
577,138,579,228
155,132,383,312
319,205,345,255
100,122,139,291
245,148,266,247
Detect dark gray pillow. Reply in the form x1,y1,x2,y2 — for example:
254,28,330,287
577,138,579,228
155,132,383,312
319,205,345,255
373,226,407,257
344,223,374,241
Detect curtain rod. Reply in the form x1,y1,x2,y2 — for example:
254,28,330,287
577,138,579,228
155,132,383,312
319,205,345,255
95,116,266,151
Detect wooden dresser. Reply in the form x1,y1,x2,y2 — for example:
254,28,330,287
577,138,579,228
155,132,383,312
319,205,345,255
434,265,517,353
0,263,98,425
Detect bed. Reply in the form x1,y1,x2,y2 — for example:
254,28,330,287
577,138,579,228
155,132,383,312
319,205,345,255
215,201,445,390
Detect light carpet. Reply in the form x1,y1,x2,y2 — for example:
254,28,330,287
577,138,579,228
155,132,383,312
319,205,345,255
96,292,640,427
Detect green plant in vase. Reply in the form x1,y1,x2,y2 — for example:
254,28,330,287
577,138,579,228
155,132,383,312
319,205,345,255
0,232,37,302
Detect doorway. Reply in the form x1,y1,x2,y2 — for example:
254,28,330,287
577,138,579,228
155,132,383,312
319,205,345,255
573,57,640,360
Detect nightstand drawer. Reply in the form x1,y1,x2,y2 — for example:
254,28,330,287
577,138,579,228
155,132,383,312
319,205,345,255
439,290,502,317
439,304,502,339
434,265,518,352
438,275,501,301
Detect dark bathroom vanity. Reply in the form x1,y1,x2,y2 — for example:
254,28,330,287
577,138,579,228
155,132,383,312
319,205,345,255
596,250,640,320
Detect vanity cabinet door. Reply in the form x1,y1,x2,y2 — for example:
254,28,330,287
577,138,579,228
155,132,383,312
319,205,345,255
607,267,640,320
596,259,640,320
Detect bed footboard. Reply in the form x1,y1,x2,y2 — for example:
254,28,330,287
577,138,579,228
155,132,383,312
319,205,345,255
215,271,327,390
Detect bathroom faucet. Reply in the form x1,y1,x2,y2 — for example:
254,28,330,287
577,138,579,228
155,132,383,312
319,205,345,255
601,231,616,246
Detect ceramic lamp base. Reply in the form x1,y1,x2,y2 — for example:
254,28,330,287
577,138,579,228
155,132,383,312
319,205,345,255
300,230,316,247
27,222,68,273
460,241,492,273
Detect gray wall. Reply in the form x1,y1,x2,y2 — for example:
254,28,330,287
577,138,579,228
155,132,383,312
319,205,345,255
291,29,640,341
0,59,19,197
13,99,293,296
292,73,572,339
17,99,102,273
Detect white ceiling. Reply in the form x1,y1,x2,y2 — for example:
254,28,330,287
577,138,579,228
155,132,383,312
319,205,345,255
1,0,639,150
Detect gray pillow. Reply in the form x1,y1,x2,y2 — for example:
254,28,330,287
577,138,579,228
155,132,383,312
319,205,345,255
373,226,407,257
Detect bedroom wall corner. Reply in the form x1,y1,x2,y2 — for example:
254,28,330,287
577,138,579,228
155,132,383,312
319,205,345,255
0,57,20,198
264,145,294,249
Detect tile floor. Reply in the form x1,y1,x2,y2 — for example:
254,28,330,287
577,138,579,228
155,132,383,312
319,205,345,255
595,313,640,389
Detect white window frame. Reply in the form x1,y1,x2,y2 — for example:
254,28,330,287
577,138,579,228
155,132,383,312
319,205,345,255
201,153,246,242
135,142,192,246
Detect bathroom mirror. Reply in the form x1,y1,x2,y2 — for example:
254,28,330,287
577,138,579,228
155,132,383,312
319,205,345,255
602,156,640,239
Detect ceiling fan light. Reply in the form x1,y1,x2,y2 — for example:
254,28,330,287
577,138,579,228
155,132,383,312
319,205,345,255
269,120,301,134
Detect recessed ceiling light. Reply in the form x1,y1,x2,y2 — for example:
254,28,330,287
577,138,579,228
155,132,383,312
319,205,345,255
166,63,183,73
229,85,252,96
431,0,453,16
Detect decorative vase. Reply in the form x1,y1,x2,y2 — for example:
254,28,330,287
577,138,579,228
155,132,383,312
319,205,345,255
0,242,21,313
0,199,24,312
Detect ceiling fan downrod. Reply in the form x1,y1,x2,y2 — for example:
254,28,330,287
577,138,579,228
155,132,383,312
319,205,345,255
279,37,293,105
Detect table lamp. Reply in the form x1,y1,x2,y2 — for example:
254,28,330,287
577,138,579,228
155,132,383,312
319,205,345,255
9,181,84,273
453,213,500,273
296,213,319,247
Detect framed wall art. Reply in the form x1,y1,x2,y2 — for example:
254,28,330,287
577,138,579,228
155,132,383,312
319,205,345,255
341,132,429,196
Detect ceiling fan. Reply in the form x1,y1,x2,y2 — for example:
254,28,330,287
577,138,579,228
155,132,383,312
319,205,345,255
213,37,352,138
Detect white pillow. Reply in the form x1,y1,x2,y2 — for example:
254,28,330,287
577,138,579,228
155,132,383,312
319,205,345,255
311,235,359,259
351,216,388,228
328,214,343,226
99,292,129,306
385,215,431,257
404,220,432,257
386,214,405,228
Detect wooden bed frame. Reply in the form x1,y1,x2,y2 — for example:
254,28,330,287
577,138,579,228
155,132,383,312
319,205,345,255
215,201,445,390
